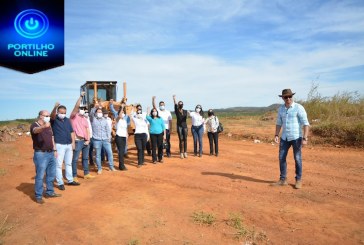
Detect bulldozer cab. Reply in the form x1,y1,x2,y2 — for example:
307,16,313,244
80,81,117,109
80,81,136,134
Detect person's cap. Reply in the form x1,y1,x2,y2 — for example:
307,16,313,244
279,89,296,97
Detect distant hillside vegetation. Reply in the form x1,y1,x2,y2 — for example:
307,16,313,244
214,104,280,115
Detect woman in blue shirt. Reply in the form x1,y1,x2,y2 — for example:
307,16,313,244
146,108,166,163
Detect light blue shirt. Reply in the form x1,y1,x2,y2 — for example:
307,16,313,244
146,116,165,134
276,102,309,141
90,107,111,141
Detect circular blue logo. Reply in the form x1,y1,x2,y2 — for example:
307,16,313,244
14,9,49,39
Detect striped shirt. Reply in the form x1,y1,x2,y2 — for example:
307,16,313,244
276,102,310,141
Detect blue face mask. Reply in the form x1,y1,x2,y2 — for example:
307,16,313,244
159,105,165,111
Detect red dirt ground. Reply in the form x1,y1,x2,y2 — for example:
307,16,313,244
0,132,363,244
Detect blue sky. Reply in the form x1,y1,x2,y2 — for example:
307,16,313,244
1,0,364,120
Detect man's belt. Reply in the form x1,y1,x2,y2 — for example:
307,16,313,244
34,149,53,152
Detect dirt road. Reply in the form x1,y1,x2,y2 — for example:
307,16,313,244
0,134,363,244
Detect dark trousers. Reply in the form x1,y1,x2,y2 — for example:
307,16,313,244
165,129,171,156
207,132,219,155
146,140,151,155
134,133,147,165
89,138,94,165
115,135,127,170
150,133,163,162
177,126,188,153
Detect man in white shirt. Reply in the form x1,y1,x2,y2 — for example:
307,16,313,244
152,96,173,157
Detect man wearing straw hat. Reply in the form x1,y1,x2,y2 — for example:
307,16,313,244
272,89,310,189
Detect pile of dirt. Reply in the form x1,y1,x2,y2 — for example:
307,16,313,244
0,124,30,142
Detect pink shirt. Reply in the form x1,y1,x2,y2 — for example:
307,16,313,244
70,113,89,141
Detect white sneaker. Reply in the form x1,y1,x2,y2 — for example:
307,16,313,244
184,152,188,158
97,169,102,175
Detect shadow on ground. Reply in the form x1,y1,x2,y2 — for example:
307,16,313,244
16,182,34,201
201,171,275,184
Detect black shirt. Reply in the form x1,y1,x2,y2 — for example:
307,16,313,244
174,104,187,128
30,122,54,151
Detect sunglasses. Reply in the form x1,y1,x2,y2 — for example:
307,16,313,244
283,96,292,99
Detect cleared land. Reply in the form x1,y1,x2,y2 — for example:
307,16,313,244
0,120,363,244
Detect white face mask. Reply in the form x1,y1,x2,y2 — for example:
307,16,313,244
103,114,108,118
196,108,201,113
96,113,103,118
137,110,142,114
159,105,165,111
152,112,157,116
58,113,66,119
84,113,89,118
79,109,85,115
43,116,50,123
121,113,125,118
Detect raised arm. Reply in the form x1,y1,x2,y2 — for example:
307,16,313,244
152,96,157,109
71,91,86,118
173,95,177,105
109,99,118,118
50,102,60,120
116,104,125,122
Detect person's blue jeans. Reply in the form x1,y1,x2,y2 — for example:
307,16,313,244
33,151,56,200
93,139,114,170
191,125,204,155
279,137,303,181
72,140,90,177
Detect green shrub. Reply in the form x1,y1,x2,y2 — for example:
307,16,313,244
192,211,216,225
302,83,364,147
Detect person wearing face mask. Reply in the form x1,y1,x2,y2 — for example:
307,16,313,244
188,104,205,157
30,110,62,204
50,103,78,190
173,95,188,159
114,104,129,170
146,108,166,163
110,99,131,159
89,106,116,174
131,104,149,167
205,109,219,157
89,101,103,166
100,109,112,164
70,92,95,181
152,96,172,158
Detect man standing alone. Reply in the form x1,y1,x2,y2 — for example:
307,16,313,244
272,89,310,189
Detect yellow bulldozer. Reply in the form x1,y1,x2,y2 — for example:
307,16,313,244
80,81,135,133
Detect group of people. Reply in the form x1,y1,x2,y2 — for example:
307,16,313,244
31,88,309,204
30,93,221,204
